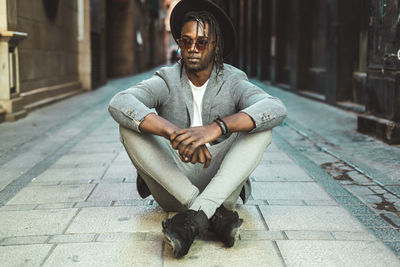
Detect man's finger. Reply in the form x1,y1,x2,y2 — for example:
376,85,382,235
171,129,188,142
183,142,200,159
197,147,205,164
177,137,197,155
203,146,212,169
172,133,190,149
190,149,198,164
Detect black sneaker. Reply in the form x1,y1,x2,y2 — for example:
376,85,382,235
209,205,243,247
162,210,209,258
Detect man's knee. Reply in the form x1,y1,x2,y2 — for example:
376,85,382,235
259,130,272,147
239,129,272,148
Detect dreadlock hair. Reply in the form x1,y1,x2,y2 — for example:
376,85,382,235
180,11,224,77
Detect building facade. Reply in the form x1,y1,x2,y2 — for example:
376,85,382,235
213,0,399,144
0,0,167,123
1,0,88,122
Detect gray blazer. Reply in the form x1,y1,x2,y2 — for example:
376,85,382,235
108,62,287,143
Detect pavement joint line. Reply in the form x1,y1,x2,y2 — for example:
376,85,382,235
281,231,289,240
255,205,270,231
62,208,82,235
329,232,337,240
44,236,52,244
273,130,400,255
39,243,57,267
0,111,110,206
272,240,287,267
93,233,100,242
84,183,99,202
98,152,119,182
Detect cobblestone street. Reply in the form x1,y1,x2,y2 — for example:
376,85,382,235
1,70,400,266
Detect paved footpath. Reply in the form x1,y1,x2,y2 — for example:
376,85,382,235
0,69,399,266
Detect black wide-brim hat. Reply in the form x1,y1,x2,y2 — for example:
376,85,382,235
170,0,236,59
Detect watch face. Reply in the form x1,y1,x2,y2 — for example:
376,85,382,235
43,0,60,20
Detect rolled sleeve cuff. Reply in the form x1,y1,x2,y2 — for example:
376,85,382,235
108,105,154,133
241,106,287,133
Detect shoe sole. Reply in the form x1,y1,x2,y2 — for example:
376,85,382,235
162,228,183,258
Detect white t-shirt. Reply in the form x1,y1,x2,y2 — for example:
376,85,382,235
189,79,209,127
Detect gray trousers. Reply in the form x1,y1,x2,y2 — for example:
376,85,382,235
120,126,272,218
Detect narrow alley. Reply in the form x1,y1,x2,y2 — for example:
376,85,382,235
1,0,400,266
0,70,399,266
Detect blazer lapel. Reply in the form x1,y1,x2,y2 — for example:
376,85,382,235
202,66,224,124
181,67,194,126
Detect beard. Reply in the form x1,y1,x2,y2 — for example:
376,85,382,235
184,50,215,72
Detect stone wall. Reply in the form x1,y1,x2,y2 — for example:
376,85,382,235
0,0,88,121
16,0,82,103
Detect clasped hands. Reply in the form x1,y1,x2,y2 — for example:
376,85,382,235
169,123,222,169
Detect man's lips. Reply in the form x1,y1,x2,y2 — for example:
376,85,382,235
187,57,200,62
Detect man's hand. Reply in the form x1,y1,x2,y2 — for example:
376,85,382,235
179,145,212,168
171,123,222,159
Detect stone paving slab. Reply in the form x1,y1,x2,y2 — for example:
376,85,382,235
331,231,377,241
66,206,166,234
266,199,306,206
49,233,97,244
0,204,38,211
7,184,95,205
276,240,399,267
50,153,116,168
0,209,78,237
0,167,28,191
95,232,163,242
87,183,141,202
102,164,137,180
239,230,285,241
33,167,107,183
0,244,53,267
163,240,285,266
1,235,49,246
96,232,147,242
259,206,366,232
43,242,163,267
252,182,333,201
112,152,134,166
260,151,295,164
253,163,313,182
236,205,267,230
53,153,115,166
69,143,123,154
303,199,339,206
284,230,334,240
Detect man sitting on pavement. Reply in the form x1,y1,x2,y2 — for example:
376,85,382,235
108,0,287,258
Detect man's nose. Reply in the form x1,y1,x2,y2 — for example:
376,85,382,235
188,41,198,52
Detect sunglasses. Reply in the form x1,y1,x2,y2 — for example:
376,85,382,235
177,37,214,51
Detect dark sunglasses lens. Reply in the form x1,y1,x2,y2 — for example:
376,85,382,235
178,38,209,50
196,39,209,50
178,38,192,50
